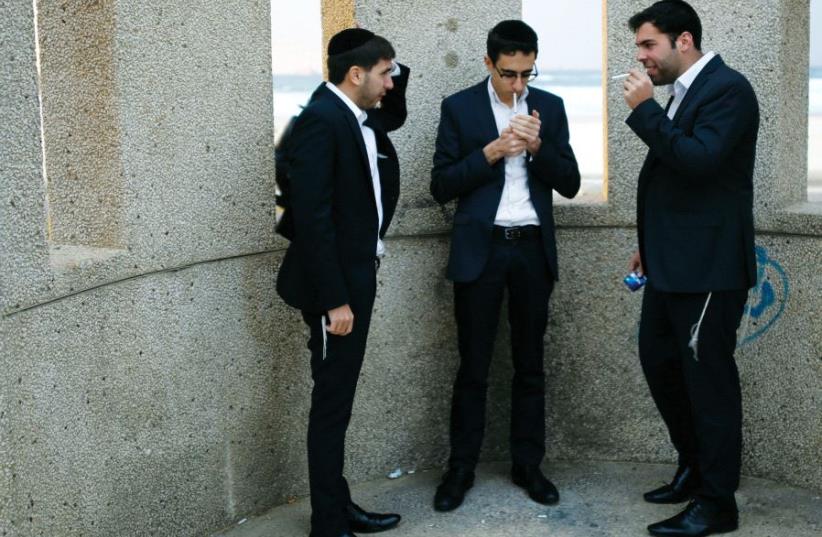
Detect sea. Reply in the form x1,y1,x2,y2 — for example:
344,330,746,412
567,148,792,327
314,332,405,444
811,67,822,114
273,69,822,199
274,69,822,131
272,70,606,138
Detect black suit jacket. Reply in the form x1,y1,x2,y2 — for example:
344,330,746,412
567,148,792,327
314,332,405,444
431,79,580,282
626,55,759,293
276,65,410,313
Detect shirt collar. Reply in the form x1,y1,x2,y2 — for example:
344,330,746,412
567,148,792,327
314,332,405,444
326,82,368,125
669,51,716,96
487,77,529,108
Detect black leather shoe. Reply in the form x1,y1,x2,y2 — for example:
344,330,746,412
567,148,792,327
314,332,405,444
511,464,559,505
346,502,401,533
647,500,739,537
433,467,474,512
644,466,700,504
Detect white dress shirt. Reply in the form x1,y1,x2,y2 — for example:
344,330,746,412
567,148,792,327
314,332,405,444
326,82,385,256
487,78,540,227
667,51,716,119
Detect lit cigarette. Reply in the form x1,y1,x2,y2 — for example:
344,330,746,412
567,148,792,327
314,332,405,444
611,73,630,80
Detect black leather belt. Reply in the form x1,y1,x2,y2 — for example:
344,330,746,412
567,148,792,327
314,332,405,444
492,225,541,240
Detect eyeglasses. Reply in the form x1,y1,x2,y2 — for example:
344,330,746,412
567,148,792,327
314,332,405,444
494,65,539,83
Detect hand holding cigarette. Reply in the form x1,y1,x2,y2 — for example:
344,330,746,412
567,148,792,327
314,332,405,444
483,127,528,164
509,110,542,154
622,68,654,110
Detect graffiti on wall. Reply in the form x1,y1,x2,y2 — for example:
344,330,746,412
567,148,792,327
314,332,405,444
737,245,789,348
628,245,789,350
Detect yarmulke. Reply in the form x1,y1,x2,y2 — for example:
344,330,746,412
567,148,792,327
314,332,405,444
328,28,375,56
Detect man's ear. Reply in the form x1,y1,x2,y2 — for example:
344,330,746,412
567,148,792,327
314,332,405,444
677,31,694,53
483,55,494,74
348,65,364,87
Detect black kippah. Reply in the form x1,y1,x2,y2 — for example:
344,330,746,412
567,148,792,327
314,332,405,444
328,28,375,56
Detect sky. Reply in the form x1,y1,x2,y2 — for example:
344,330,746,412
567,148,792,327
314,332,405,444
270,0,822,74
271,0,322,75
523,0,602,71
270,0,603,74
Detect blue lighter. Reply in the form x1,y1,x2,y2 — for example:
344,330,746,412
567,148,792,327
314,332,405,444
624,271,647,292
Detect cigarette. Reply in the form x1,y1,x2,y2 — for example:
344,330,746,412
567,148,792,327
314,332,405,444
611,73,630,80
513,91,518,111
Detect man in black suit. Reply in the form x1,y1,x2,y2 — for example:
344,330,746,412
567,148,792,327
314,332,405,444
430,20,580,512
621,2,759,535
276,28,410,537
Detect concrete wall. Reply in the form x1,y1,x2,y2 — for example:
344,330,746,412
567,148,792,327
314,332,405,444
2,1,289,535
1,1,820,536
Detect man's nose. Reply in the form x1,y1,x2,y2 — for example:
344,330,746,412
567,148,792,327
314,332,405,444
636,49,646,62
513,76,525,93
384,76,394,90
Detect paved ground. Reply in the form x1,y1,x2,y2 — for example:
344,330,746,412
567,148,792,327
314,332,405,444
213,461,822,537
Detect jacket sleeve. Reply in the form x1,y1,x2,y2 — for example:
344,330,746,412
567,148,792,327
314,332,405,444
287,108,349,311
367,63,410,133
430,98,500,204
625,82,758,180
527,99,581,199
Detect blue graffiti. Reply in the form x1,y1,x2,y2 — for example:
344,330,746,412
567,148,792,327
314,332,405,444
737,245,789,347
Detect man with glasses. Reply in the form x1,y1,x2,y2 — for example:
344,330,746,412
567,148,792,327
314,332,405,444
430,20,580,512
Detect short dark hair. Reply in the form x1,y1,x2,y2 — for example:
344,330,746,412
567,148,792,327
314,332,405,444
327,35,395,84
628,0,702,50
487,20,538,64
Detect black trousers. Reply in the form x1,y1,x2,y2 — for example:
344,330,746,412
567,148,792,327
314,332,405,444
302,262,377,537
448,232,554,470
639,283,748,507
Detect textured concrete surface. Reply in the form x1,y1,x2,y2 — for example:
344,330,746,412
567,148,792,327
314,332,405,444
213,461,822,537
547,230,822,493
2,0,821,536
1,3,49,532
238,232,821,507
606,0,811,227
4,0,280,317
2,253,309,537
322,0,355,77
0,0,51,319
36,0,125,248
356,0,522,236
1,1,284,536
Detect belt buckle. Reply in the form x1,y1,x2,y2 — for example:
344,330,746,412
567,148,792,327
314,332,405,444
504,227,520,240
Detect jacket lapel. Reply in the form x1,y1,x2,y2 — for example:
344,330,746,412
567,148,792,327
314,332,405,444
344,112,373,181
475,78,502,144
318,85,373,180
671,55,723,124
